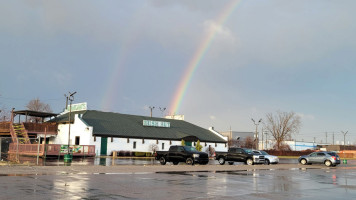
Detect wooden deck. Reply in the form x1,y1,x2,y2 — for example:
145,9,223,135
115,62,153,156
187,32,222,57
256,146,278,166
8,143,96,157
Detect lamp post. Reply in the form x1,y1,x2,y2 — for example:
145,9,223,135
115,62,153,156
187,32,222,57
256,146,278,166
251,118,262,150
341,131,348,164
265,131,268,150
149,106,155,117
65,91,76,163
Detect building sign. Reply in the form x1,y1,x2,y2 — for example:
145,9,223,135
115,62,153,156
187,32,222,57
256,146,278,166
143,120,170,128
65,102,87,113
60,145,86,153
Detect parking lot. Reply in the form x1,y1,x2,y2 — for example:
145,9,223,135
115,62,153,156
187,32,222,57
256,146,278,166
0,163,355,199
0,159,355,199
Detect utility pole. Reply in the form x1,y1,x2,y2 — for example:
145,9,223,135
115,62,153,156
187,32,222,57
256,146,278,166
265,132,268,150
313,137,316,150
261,128,264,150
66,91,76,161
149,106,155,117
333,132,334,145
251,118,262,150
64,94,69,111
325,132,328,144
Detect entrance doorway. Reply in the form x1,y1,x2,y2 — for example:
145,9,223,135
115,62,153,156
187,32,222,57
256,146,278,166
100,137,108,155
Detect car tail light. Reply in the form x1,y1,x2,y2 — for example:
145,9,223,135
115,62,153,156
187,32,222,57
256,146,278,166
331,156,336,160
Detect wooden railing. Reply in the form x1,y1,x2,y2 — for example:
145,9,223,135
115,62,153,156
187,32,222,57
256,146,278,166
0,122,10,133
8,143,96,157
23,122,58,134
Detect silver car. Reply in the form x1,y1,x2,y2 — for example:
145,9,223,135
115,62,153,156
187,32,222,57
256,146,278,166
298,151,340,167
254,150,279,165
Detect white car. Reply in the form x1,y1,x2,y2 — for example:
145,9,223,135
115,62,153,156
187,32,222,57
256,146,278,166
254,150,279,165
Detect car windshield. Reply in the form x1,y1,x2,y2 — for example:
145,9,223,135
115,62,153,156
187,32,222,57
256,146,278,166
243,148,253,154
183,146,199,152
259,151,269,155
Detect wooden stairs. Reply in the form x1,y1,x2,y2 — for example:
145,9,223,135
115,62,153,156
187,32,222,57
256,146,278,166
10,123,31,144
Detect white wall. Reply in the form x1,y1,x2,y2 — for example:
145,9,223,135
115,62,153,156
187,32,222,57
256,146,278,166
52,114,93,145
98,137,228,156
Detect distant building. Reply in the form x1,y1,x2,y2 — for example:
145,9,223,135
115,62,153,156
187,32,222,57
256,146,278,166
50,110,228,156
284,141,316,151
220,131,255,142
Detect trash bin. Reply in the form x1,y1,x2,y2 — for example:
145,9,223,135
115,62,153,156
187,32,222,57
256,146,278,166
64,154,72,163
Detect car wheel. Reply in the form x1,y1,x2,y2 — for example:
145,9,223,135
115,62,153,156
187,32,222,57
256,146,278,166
159,157,166,165
173,161,179,165
218,157,225,165
246,158,254,165
264,159,270,165
186,157,194,165
228,162,234,165
325,160,332,167
300,159,307,165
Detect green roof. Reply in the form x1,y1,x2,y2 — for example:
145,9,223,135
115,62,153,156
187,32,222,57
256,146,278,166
51,110,226,143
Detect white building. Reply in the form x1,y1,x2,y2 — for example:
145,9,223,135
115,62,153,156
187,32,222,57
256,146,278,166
49,109,228,156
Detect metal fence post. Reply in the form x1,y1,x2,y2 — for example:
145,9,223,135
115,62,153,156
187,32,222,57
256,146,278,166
16,138,19,163
36,136,40,165
0,137,2,161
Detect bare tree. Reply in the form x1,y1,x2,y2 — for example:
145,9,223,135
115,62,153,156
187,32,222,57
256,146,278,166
241,136,254,149
0,106,11,122
228,138,241,148
26,98,53,122
264,111,301,150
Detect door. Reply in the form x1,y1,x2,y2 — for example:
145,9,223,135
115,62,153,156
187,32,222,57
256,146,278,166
100,137,108,156
308,152,318,163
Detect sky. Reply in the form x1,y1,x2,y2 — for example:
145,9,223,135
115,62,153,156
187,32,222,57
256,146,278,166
1,0,356,144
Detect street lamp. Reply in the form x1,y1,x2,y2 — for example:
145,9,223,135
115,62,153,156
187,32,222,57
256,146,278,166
65,91,76,163
341,131,348,164
149,106,155,117
251,118,262,150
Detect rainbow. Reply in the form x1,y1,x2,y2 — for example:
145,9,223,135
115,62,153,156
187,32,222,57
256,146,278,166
169,0,243,114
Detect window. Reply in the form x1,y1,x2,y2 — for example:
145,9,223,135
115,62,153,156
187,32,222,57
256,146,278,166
133,141,136,149
142,139,145,144
127,138,130,143
156,140,159,144
215,143,217,147
317,153,325,156
94,136,96,142
111,137,113,142
205,142,207,147
75,136,80,145
170,140,172,145
162,143,165,150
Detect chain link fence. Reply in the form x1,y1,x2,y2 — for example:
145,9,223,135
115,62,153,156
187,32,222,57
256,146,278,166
0,137,45,164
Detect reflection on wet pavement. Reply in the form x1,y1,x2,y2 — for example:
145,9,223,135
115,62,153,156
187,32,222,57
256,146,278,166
1,167,355,199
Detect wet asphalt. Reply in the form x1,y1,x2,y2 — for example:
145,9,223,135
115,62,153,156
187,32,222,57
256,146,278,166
0,158,355,199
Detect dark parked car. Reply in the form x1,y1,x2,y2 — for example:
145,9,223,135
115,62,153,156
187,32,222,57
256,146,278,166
155,145,209,165
215,148,265,165
298,151,340,167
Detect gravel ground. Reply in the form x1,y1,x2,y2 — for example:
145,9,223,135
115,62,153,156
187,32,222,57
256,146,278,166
0,163,350,175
